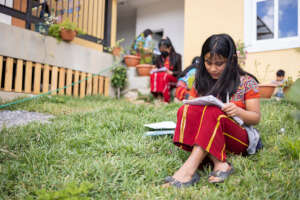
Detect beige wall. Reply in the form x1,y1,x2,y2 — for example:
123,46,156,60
246,49,300,83
184,0,300,83
184,0,244,67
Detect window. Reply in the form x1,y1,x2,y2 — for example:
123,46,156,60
0,0,13,25
244,0,300,52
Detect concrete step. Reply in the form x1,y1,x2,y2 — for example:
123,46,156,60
125,67,150,95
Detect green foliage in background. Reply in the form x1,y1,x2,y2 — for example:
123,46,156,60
286,78,300,123
111,66,127,98
48,19,84,42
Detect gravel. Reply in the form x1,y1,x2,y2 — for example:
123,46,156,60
0,110,55,130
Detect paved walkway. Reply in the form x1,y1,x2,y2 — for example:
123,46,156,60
0,110,54,130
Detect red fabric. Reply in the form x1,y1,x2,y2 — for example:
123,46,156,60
150,57,177,102
175,86,187,101
189,87,198,98
173,105,249,161
175,86,193,101
150,72,177,102
164,57,171,69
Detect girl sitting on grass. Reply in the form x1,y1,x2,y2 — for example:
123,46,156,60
175,56,200,101
163,34,261,188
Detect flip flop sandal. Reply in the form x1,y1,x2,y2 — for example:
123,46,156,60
163,173,200,188
164,176,174,183
208,165,234,184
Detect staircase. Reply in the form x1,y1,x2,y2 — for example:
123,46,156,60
125,67,150,95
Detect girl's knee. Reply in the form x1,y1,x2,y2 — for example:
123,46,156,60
205,106,224,115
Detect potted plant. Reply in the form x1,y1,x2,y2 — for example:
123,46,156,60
124,34,145,67
48,19,83,42
111,66,127,99
104,38,125,57
136,45,155,76
124,49,141,67
258,84,276,98
236,40,247,66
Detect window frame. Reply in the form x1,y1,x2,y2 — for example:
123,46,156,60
244,0,300,52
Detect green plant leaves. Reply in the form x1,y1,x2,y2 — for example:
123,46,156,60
111,66,127,89
286,78,300,107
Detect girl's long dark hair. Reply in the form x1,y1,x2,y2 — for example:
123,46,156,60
195,34,258,102
143,29,153,38
157,37,177,67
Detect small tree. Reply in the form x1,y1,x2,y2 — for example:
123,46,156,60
111,66,127,98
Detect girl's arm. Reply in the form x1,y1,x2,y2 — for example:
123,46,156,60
222,98,261,125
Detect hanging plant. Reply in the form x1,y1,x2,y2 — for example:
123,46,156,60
48,19,84,42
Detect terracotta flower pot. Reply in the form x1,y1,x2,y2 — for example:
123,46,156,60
60,28,76,42
258,84,276,98
124,55,141,67
136,64,155,76
112,47,121,57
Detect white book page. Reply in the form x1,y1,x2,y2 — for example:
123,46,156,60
183,95,224,107
144,121,176,130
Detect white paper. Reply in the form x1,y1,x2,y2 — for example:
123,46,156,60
183,95,224,107
144,121,176,130
183,95,244,125
150,67,168,74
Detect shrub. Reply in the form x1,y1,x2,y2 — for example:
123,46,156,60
111,66,127,98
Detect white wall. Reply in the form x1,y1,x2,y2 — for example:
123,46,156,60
117,10,137,52
136,0,184,58
0,0,13,25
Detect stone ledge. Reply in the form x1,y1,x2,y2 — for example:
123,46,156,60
125,67,150,95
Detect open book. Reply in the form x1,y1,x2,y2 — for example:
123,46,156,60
144,121,176,136
183,95,244,125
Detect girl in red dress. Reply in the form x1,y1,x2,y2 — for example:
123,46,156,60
163,34,261,188
150,38,182,102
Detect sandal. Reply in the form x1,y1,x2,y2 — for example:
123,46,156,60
163,173,200,188
208,164,234,183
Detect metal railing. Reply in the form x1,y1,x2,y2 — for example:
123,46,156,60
0,0,108,45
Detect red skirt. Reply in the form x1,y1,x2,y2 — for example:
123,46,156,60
173,105,249,161
150,72,177,102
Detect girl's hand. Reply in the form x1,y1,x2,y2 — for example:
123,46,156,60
188,96,195,100
167,70,173,75
222,103,241,117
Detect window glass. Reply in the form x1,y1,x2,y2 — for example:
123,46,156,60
257,0,274,40
279,0,298,38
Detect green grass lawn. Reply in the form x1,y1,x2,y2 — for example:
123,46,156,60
0,96,299,200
